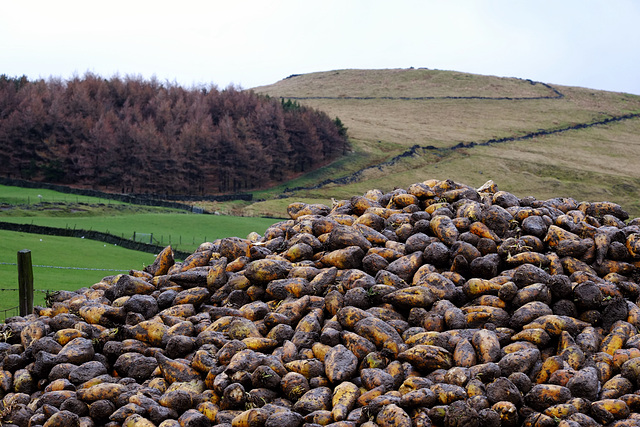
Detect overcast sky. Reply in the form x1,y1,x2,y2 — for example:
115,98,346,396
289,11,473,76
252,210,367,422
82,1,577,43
2,1,639,95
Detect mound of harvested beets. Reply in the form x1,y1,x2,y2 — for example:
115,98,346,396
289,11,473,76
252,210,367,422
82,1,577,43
2,179,640,427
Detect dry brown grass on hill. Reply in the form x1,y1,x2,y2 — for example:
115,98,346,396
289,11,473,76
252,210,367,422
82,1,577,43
249,68,640,218
265,68,558,98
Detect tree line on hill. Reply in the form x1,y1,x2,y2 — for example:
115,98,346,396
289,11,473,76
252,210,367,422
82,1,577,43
0,74,348,194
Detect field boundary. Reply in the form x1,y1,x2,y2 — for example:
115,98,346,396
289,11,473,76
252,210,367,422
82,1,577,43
278,79,564,101
284,112,640,192
0,262,129,273
0,221,191,259
0,177,253,211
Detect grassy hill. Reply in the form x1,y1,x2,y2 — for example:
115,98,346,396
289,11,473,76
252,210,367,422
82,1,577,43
247,68,640,218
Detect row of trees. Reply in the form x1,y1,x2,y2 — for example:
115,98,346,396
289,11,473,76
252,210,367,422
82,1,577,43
0,73,348,194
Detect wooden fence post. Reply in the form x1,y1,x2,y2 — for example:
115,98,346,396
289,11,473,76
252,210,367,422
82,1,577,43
17,249,34,317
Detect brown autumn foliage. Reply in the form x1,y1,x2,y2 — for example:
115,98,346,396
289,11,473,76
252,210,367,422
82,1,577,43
0,74,348,194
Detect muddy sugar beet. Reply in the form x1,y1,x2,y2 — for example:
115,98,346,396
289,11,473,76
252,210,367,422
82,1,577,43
2,178,640,427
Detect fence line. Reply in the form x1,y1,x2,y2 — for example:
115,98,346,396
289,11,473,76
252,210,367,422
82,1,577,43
0,288,58,293
0,306,18,320
0,262,129,272
0,177,253,210
0,254,104,322
0,263,126,321
0,221,192,259
284,111,640,193
280,80,564,101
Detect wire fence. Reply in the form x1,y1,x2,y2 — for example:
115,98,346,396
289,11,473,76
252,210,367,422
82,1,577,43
0,262,129,272
0,305,18,321
1,195,117,205
0,287,48,318
0,262,130,322
283,111,640,194
0,177,253,210
0,221,192,259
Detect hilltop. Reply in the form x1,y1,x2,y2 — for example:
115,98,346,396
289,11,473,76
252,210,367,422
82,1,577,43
246,68,640,217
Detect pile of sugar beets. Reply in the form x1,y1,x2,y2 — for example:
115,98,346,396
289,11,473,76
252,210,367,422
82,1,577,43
3,179,640,427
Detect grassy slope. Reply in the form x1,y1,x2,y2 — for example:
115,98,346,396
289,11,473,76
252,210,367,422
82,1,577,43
250,68,640,217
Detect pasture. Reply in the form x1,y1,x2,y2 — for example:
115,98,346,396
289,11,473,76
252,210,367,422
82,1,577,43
1,212,282,254
0,184,282,319
0,229,157,318
0,184,127,206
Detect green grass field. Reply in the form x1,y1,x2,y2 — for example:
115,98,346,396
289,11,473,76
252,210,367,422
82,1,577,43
0,229,158,319
0,184,127,206
1,213,281,254
0,184,283,320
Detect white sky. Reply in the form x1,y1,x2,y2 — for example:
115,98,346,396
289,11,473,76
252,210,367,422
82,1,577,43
2,0,639,95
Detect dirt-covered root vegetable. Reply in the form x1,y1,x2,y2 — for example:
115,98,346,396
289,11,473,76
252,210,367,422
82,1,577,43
126,319,168,347
292,386,332,415
323,344,358,383
122,413,156,427
319,246,366,269
590,399,632,424
78,303,125,326
398,344,453,372
383,286,436,309
626,233,640,258
76,382,129,402
462,278,502,299
4,178,640,426
522,315,589,337
144,245,175,277
353,316,404,356
39,410,81,427
510,328,551,347
155,353,200,384
279,371,310,402
244,258,292,284
373,403,412,427
525,384,572,412
471,329,500,363
491,401,519,427
330,381,360,421
230,407,269,427
452,338,477,368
